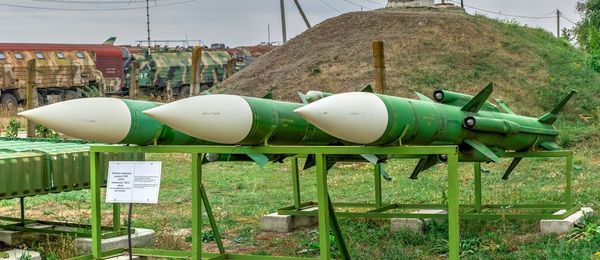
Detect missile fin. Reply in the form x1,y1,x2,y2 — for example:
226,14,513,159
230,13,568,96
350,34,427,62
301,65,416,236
540,141,561,151
464,139,500,162
379,165,393,181
298,92,309,104
415,92,434,102
538,89,577,124
409,155,439,179
262,91,274,99
501,157,522,180
360,154,379,164
495,99,515,114
461,82,494,112
361,84,374,93
303,154,316,170
247,153,270,167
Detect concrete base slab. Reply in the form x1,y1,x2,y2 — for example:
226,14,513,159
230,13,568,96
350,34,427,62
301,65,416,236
261,207,318,232
73,228,155,254
0,249,41,260
0,224,58,245
540,207,594,234
391,209,447,233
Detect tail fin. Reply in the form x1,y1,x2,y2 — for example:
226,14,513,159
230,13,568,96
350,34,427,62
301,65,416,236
102,37,116,45
461,82,494,113
538,89,577,124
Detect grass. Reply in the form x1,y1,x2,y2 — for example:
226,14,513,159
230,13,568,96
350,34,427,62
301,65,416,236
0,141,598,258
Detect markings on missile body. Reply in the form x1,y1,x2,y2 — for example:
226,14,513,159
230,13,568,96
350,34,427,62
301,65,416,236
106,161,162,204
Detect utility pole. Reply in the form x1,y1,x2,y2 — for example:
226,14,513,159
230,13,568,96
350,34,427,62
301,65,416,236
146,0,151,54
556,9,561,38
280,0,287,43
461,0,464,8
293,0,311,28
268,24,271,44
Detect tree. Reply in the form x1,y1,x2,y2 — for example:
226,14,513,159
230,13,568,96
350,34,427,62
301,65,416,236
573,0,600,71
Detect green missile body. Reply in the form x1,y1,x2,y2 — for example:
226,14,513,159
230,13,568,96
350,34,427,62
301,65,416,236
143,94,337,145
18,98,209,145
295,84,576,178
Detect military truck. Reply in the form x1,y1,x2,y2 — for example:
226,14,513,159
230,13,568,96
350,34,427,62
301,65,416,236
0,41,125,113
126,49,240,98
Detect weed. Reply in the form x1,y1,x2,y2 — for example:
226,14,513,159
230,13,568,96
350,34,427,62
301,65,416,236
308,66,321,76
4,118,20,137
35,124,59,139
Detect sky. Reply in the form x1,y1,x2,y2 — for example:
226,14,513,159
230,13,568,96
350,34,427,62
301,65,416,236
0,0,584,47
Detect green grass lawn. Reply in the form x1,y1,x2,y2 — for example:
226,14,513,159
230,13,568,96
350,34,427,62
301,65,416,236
1,141,599,259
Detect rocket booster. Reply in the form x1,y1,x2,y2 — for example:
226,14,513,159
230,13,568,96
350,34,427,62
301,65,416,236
18,98,209,145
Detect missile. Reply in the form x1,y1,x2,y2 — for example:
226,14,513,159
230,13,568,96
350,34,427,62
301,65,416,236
143,94,337,145
18,98,209,145
295,84,576,179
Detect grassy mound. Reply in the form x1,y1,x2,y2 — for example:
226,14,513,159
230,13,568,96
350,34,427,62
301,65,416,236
214,8,599,122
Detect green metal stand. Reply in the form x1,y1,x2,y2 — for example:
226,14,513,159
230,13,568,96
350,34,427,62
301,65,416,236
78,144,462,260
279,150,577,220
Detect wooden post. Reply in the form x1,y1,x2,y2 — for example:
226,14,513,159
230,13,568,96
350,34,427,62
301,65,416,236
26,59,37,137
226,60,234,78
373,41,386,94
190,46,203,95
129,62,139,100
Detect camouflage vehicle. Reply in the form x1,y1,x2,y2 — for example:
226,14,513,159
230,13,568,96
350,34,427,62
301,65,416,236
0,49,104,112
128,49,241,98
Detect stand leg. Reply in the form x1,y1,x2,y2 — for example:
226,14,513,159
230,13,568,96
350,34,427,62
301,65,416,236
474,162,482,213
191,153,203,260
200,185,225,254
374,163,382,207
113,204,121,231
291,158,301,209
447,151,460,260
90,151,102,259
565,152,573,208
19,198,25,227
327,195,350,259
315,154,331,260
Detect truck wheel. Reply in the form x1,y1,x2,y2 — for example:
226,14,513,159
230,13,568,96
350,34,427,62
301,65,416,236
0,93,18,114
179,86,191,98
63,90,81,100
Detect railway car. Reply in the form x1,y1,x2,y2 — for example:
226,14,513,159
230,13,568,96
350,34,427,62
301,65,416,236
0,42,125,112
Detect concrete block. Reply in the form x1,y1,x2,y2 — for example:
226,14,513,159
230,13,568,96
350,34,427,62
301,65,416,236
261,213,293,232
0,224,70,245
0,249,41,260
391,218,424,233
391,209,447,233
73,228,155,254
540,207,594,234
261,208,318,232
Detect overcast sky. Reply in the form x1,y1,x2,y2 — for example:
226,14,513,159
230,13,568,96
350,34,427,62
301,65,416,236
0,0,584,47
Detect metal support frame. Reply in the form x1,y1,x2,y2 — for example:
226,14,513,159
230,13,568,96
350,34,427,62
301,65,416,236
80,144,461,260
279,150,577,221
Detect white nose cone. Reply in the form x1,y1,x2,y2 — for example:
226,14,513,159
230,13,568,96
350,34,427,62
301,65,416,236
143,94,253,144
294,92,388,144
17,98,131,143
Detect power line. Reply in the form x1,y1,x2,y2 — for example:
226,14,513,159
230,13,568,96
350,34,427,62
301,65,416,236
447,0,555,20
24,0,153,4
359,0,386,5
560,14,578,25
318,0,342,14
338,0,370,10
0,0,195,11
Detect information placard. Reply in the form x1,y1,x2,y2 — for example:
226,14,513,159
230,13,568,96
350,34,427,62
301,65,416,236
106,161,162,204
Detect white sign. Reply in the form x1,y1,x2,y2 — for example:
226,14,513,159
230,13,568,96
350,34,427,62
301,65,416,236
106,161,162,204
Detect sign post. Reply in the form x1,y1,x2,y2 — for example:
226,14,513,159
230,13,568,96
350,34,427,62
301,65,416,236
106,161,162,259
